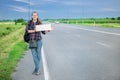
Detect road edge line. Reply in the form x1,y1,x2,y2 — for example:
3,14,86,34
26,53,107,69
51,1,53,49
65,24,120,36
96,42,110,48
41,46,50,80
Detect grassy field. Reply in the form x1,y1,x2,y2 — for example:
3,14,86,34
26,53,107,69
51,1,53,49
80,23,120,28
0,24,22,38
0,23,28,80
47,18,120,28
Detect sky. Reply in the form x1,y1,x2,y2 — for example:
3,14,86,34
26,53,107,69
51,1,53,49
0,0,120,20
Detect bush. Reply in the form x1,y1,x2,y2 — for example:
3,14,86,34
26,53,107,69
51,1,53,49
14,18,26,25
21,21,27,25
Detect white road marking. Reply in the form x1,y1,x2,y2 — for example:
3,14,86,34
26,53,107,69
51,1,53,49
41,47,50,80
69,26,120,36
96,42,110,48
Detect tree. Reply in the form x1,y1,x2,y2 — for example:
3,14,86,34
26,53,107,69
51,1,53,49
106,17,109,19
14,18,26,25
117,17,120,20
16,18,25,23
111,17,115,20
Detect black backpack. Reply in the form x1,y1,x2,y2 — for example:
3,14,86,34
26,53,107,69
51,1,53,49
24,30,30,43
24,21,32,43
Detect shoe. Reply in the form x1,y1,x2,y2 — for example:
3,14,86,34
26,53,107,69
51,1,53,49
35,71,41,76
32,70,36,75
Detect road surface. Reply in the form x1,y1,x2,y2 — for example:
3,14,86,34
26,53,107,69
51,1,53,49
42,24,120,80
12,24,120,80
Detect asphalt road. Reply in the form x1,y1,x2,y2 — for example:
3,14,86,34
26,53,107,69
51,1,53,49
42,24,120,80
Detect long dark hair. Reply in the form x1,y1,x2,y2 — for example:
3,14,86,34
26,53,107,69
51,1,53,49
28,11,42,25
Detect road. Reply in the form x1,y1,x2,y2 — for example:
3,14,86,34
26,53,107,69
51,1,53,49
42,24,120,80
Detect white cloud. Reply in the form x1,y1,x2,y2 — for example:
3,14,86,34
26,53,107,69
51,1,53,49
61,1,81,5
14,0,34,5
31,9,46,13
43,0,57,2
9,5,46,13
43,0,92,6
60,1,91,6
100,8,117,12
10,5,28,12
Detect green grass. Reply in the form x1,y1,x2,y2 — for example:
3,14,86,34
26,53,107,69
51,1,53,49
0,24,22,38
47,18,120,28
0,23,28,80
74,23,120,28
0,41,27,80
63,20,120,28
93,23,120,28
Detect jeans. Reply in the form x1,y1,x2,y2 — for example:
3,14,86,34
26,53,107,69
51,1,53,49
30,40,42,72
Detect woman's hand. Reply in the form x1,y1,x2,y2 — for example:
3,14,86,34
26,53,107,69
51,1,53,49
42,30,50,35
45,30,50,34
43,26,53,34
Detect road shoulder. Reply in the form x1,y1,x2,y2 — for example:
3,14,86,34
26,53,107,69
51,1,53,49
11,50,44,80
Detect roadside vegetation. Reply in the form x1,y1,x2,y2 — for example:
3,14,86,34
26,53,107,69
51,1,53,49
0,22,27,80
46,17,120,28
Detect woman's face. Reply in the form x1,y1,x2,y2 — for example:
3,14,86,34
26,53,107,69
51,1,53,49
32,13,38,20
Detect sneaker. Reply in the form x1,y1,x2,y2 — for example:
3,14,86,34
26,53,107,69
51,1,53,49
32,70,36,75
35,71,41,76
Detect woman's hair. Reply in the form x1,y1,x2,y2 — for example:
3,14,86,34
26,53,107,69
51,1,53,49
30,11,42,24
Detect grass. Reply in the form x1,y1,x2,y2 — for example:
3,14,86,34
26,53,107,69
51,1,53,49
75,23,120,28
66,20,120,28
93,23,120,28
47,18,120,28
0,24,22,38
0,41,27,80
0,23,28,80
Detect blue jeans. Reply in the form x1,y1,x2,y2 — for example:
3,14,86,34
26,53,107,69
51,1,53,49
30,40,42,72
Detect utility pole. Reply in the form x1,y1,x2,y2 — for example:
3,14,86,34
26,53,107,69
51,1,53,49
82,7,84,24
28,0,31,20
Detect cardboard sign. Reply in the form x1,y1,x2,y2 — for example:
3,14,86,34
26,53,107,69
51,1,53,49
35,24,52,31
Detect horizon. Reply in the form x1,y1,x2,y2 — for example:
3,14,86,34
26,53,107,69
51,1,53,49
0,16,120,21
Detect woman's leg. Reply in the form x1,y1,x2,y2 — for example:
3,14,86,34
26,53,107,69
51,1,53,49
36,40,42,72
31,48,39,72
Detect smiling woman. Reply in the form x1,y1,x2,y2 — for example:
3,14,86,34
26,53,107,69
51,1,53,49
24,11,50,75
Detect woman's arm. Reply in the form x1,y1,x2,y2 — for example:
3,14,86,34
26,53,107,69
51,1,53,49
28,30,36,33
26,20,36,33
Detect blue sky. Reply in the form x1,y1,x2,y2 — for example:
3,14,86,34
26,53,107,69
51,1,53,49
0,0,120,20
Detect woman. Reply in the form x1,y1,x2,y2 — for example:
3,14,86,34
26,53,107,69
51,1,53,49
25,11,48,75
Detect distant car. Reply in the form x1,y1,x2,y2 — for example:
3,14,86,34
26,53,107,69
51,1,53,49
55,21,60,24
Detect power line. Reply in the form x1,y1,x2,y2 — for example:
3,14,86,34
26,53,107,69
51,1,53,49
28,0,31,20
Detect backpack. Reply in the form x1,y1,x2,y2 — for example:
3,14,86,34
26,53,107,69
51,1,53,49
24,30,30,43
24,21,32,43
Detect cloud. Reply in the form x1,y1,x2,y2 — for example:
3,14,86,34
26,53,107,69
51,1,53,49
9,5,46,13
10,5,28,12
31,9,46,13
43,0,57,2
100,8,117,12
14,0,34,5
61,1,81,5
43,0,92,6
